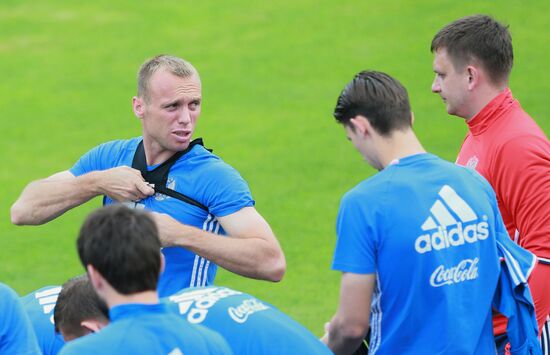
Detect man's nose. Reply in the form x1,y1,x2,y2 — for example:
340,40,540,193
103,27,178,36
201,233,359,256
177,107,191,124
431,78,440,93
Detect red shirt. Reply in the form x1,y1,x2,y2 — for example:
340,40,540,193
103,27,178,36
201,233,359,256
456,88,550,261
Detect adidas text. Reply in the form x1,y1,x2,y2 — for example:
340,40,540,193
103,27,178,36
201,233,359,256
415,221,489,254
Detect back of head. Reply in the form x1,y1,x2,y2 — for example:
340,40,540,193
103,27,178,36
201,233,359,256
77,205,161,294
137,54,199,102
53,275,109,340
333,70,411,136
431,14,513,85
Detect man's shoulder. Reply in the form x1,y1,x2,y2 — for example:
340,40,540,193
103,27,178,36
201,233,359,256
93,137,141,154
0,283,19,309
174,144,247,183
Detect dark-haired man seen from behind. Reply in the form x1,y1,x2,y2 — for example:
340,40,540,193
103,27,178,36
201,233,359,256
322,71,540,354
53,275,109,342
22,275,108,355
166,286,332,354
59,205,231,355
431,15,550,353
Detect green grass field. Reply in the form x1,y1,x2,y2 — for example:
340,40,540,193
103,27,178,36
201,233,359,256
1,0,548,336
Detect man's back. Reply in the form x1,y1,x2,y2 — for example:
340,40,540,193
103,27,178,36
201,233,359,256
165,286,332,354
0,283,41,355
456,89,550,260
59,303,231,354
21,286,65,355
333,153,503,353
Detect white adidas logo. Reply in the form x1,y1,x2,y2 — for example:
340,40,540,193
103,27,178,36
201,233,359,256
34,286,62,325
414,185,489,254
168,287,241,324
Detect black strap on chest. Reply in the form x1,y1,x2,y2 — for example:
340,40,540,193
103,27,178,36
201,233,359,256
131,138,210,212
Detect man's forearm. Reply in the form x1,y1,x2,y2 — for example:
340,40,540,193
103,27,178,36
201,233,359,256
327,318,367,355
166,225,285,282
11,172,102,225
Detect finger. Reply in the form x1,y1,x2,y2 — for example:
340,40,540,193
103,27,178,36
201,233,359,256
136,181,155,196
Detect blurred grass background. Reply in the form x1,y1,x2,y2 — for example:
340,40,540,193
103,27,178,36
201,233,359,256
1,0,548,335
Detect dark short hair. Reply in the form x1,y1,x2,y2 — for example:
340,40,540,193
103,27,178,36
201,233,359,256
77,205,161,294
53,275,109,338
431,14,513,85
333,71,412,136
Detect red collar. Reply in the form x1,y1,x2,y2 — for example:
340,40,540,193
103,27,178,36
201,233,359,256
467,88,517,136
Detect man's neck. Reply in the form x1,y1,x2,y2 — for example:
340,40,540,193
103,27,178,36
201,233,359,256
106,290,160,309
464,84,507,121
141,139,174,166
377,130,426,168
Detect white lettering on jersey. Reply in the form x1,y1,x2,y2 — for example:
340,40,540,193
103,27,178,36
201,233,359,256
227,298,269,323
415,185,490,254
429,258,479,287
168,287,241,324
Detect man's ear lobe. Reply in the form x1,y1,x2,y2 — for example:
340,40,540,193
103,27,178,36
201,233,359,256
132,96,145,118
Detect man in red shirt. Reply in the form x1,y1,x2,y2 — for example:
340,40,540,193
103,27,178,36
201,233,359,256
431,14,550,354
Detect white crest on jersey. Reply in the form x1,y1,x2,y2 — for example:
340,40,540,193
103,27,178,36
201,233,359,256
415,185,489,254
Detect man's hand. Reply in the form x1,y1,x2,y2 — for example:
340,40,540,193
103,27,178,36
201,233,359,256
150,212,192,247
97,166,155,202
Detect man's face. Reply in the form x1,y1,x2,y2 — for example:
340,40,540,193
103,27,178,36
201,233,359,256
138,70,202,161
431,48,470,118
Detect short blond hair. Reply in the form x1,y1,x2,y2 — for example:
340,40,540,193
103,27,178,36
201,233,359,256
137,55,199,102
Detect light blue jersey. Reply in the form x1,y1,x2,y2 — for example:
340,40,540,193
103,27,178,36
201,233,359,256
164,286,332,354
0,283,41,354
70,138,254,296
333,153,504,354
21,286,65,355
59,303,232,355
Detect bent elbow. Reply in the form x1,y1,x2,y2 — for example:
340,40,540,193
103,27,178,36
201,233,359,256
266,254,286,282
10,203,26,225
10,203,40,226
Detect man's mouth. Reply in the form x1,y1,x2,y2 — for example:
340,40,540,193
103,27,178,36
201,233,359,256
172,130,191,141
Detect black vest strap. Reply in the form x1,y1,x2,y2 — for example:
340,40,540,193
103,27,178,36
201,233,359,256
131,138,210,212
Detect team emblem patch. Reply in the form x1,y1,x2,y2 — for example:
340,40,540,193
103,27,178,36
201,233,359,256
154,177,176,201
466,156,479,170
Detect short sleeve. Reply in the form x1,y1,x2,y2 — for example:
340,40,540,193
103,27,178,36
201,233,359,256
332,191,377,274
202,163,255,217
69,140,137,177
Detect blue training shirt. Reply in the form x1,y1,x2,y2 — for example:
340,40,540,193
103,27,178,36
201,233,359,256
164,286,332,354
70,137,254,296
21,286,65,355
0,283,41,354
333,153,503,354
59,303,232,354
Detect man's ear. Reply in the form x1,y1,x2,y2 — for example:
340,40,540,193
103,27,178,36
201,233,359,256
466,65,480,91
410,112,415,126
132,96,145,119
350,115,374,137
159,253,166,275
80,319,105,334
87,265,103,291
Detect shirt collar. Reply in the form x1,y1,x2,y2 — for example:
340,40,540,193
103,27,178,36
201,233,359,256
109,303,167,322
467,88,516,136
